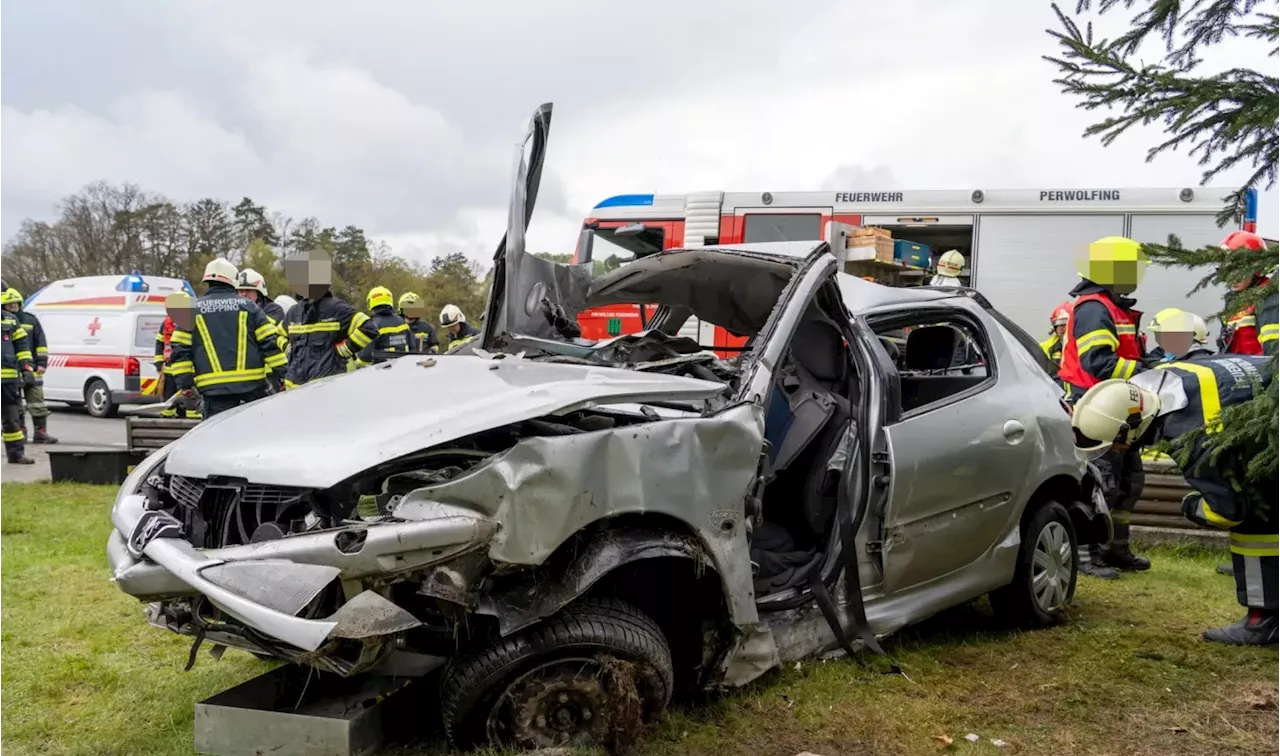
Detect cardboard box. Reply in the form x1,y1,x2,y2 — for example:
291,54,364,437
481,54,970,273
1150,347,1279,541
847,236,895,263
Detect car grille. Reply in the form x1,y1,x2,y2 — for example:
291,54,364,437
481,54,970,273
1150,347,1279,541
167,475,312,549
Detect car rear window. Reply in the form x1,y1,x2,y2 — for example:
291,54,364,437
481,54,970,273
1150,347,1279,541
984,305,1059,378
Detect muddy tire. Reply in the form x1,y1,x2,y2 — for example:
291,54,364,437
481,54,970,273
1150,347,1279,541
990,500,1078,628
440,597,673,751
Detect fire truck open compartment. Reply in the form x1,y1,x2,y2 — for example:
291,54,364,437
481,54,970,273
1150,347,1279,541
859,216,975,285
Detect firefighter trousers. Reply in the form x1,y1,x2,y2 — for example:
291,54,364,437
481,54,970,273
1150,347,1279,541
201,385,269,419
1228,511,1279,611
20,381,49,419
1094,446,1145,550
2,383,27,460
161,371,202,419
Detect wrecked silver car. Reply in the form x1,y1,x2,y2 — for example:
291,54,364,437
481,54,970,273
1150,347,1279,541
107,103,1110,751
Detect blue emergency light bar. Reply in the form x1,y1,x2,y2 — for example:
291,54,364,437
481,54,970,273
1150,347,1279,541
116,274,151,293
593,194,655,209
1243,187,1258,233
182,280,196,297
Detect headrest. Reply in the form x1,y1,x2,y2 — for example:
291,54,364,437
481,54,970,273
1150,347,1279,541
903,326,959,371
792,317,845,383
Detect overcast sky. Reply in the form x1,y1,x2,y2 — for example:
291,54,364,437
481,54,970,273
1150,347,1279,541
3,0,1276,264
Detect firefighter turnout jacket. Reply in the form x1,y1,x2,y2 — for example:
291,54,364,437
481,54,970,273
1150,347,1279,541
1040,334,1063,364
154,316,175,370
13,308,48,384
2,313,33,384
168,285,288,396
1221,285,1279,357
282,291,379,387
258,297,289,355
407,319,440,354
1058,280,1146,401
1154,355,1277,608
445,321,481,352
357,305,412,365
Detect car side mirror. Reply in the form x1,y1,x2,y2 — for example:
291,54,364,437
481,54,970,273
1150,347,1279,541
577,228,595,264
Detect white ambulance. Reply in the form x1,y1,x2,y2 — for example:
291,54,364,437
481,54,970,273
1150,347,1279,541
25,274,195,417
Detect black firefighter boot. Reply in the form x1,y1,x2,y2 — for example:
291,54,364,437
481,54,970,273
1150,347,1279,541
1100,543,1151,572
30,415,58,444
1079,546,1119,580
5,441,34,465
1204,609,1279,646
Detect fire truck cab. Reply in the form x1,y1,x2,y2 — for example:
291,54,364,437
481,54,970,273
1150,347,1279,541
573,186,1242,349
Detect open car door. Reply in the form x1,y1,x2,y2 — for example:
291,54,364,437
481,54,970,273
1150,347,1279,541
477,102,594,351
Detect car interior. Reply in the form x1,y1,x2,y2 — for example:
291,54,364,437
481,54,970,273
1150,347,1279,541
751,297,859,597
876,316,993,415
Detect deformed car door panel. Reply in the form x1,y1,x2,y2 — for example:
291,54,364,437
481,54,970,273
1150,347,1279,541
879,380,1034,593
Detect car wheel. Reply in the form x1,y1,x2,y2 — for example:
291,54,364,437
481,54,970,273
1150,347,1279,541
990,500,1078,628
440,597,673,751
85,379,118,418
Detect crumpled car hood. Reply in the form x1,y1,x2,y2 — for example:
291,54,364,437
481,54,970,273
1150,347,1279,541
162,355,727,488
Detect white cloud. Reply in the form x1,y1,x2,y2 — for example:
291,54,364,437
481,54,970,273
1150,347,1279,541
3,0,1275,269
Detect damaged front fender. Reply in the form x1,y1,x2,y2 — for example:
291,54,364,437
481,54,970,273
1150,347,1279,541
478,527,712,636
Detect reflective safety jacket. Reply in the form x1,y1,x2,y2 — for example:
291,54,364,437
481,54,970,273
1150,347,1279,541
14,308,48,385
155,316,175,370
406,318,440,354
1221,282,1279,357
168,285,288,396
258,298,289,355
2,313,33,385
1039,334,1063,364
1059,281,1145,400
444,321,481,352
1153,355,1274,529
282,291,379,387
357,305,412,365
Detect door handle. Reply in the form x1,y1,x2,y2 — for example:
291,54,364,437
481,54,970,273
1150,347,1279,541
1002,419,1026,445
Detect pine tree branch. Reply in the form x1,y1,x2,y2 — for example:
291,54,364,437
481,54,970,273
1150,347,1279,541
1045,2,1278,218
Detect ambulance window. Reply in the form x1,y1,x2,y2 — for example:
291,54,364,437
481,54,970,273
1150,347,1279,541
744,214,822,243
135,315,165,349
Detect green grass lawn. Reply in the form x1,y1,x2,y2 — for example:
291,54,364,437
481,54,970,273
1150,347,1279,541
2,482,1276,756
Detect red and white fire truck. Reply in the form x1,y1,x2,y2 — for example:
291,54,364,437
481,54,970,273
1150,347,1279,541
572,186,1244,350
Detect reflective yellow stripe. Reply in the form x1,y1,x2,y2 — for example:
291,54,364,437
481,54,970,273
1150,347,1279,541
263,352,287,368
347,312,374,348
35,346,48,354
236,311,248,372
13,326,27,340
155,332,166,343
284,379,299,390
1076,329,1119,354
254,323,276,342
0,368,18,379
1230,532,1280,557
153,355,166,363
166,361,195,375
1160,361,1222,433
288,321,341,334
15,350,32,362
193,367,268,387
194,315,222,374
2,430,25,442
170,330,192,346
1114,324,1137,334
1111,357,1138,379
379,323,409,335
1231,316,1257,327
1111,510,1132,525
1201,505,1242,529
1260,323,1279,343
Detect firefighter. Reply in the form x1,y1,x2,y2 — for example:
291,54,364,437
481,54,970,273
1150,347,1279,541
154,302,202,420
1217,231,1278,357
1040,302,1070,363
1147,308,1213,363
168,259,287,418
3,288,57,443
1060,235,1152,578
2,292,35,464
398,292,439,354
1071,355,1276,644
440,304,480,351
929,249,965,287
356,286,412,365
236,268,288,354
281,253,379,388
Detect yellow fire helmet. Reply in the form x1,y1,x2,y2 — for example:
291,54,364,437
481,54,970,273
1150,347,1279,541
366,286,394,311
1076,236,1149,294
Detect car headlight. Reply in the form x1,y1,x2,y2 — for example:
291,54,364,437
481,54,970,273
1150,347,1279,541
118,448,168,500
